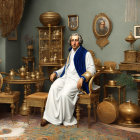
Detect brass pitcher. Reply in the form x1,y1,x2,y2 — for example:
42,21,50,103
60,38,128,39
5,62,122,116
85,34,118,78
19,66,26,78
9,69,15,77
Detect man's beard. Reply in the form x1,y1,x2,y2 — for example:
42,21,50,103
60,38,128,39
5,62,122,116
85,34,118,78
100,27,105,31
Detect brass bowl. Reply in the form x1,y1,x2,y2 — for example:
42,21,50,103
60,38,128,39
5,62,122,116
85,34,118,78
108,80,117,86
39,11,61,26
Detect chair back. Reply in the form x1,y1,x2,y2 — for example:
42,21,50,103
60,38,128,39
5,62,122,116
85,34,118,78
0,73,3,92
88,50,102,70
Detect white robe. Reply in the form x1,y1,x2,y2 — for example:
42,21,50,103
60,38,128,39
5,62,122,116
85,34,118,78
43,48,96,126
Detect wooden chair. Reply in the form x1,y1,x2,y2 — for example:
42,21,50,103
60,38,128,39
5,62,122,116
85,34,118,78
0,73,20,121
26,92,48,123
76,50,101,128
76,72,101,128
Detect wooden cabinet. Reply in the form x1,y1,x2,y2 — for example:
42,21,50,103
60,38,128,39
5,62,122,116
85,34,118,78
119,62,140,71
37,26,65,73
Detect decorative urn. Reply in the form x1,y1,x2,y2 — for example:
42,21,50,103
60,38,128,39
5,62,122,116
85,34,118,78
125,31,136,50
39,11,61,26
119,100,140,125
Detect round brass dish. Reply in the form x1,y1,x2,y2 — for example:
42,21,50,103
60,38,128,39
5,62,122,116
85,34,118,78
108,80,117,86
97,97,119,124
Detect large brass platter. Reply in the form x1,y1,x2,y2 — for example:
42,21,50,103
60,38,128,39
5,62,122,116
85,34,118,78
97,100,119,124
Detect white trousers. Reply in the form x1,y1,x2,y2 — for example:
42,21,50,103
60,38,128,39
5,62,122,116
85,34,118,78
43,76,79,126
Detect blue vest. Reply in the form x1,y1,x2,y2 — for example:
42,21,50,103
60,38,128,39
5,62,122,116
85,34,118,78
60,46,89,93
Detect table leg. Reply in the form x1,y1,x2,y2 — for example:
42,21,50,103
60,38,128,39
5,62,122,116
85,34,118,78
104,86,107,98
10,103,15,121
137,83,140,106
118,88,121,104
123,86,126,103
19,84,29,115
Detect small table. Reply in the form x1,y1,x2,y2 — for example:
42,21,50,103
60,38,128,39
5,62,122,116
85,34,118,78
3,76,45,115
104,84,126,104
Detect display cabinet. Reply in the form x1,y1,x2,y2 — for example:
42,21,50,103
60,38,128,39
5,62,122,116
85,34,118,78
37,26,65,73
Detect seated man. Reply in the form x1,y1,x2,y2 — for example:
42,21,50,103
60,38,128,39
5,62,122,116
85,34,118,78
41,33,96,126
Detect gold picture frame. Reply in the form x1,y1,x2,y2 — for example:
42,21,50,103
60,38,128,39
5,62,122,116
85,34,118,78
8,29,17,40
68,15,79,31
134,25,140,39
93,13,112,39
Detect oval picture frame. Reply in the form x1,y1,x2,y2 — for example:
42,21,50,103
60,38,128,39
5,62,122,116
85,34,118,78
93,13,112,39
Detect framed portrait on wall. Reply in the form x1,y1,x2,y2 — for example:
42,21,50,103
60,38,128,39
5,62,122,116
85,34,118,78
134,25,140,39
7,29,17,40
68,15,79,31
92,13,112,48
93,13,112,38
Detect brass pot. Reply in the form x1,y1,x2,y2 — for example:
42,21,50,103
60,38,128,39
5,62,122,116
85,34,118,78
119,101,140,124
19,66,26,78
39,11,61,26
108,80,117,86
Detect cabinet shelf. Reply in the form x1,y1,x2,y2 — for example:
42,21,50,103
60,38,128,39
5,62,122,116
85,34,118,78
38,26,65,72
39,63,63,67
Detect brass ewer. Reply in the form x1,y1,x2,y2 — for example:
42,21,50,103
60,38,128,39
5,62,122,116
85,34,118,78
9,69,15,77
19,66,26,78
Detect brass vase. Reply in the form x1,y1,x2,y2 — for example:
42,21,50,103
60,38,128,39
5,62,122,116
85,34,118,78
119,100,140,126
39,11,61,26
19,66,26,78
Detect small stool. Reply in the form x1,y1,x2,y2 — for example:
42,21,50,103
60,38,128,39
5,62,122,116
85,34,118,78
26,92,48,123
0,91,20,121
104,84,126,104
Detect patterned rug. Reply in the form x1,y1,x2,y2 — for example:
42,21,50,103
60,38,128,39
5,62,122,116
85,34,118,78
0,113,140,140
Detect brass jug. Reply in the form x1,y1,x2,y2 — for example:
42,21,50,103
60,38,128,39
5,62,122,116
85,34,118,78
31,72,36,79
9,69,15,77
19,66,26,78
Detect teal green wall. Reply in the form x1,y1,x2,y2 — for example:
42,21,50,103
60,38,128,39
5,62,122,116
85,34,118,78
0,38,6,72
19,0,140,65
1,0,140,104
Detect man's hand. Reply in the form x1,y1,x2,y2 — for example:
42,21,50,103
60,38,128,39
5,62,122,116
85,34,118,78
50,72,56,82
77,78,84,89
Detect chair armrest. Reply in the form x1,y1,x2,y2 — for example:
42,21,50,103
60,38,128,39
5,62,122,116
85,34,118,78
0,72,9,76
89,72,101,94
